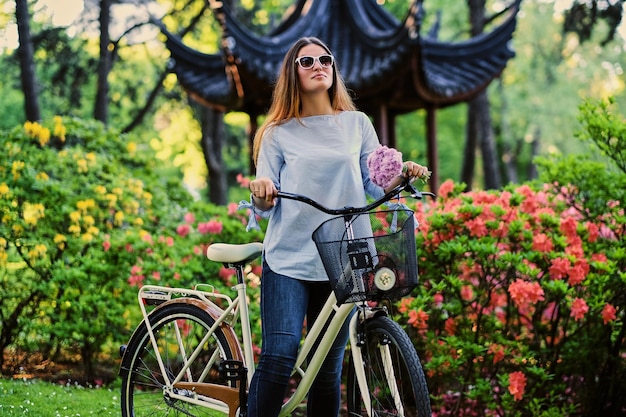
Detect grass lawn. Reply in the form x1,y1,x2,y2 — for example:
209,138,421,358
0,377,119,416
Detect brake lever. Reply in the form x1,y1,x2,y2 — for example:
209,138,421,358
403,181,436,200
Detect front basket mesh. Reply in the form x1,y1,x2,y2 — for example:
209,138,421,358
312,209,418,305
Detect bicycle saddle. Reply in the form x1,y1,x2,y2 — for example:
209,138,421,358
206,242,264,264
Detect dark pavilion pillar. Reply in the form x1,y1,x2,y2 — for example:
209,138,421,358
248,112,258,174
373,103,391,147
426,106,439,193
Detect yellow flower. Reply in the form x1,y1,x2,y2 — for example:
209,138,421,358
133,217,144,226
114,211,124,226
54,116,66,142
0,183,9,197
81,233,94,242
12,161,25,180
68,224,81,235
38,127,51,147
12,224,23,236
87,226,99,235
94,185,107,195
127,142,137,154
54,234,66,250
83,215,95,226
106,194,118,208
36,172,49,181
76,199,95,213
28,244,47,260
24,120,38,137
0,237,6,247
112,187,123,196
143,192,153,205
0,251,7,266
86,152,96,163
70,211,81,223
77,159,88,173
23,202,45,226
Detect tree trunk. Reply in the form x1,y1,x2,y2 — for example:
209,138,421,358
461,101,477,190
475,92,501,189
463,0,502,190
94,0,111,123
198,106,228,205
15,0,41,122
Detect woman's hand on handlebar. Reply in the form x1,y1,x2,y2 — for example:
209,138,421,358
383,161,430,193
250,177,278,209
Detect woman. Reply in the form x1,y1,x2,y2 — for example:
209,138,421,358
247,36,429,417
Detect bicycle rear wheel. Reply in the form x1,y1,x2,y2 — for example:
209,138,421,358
347,315,431,417
120,302,240,416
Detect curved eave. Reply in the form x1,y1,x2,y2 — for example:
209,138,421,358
414,3,519,105
158,23,240,110
211,0,420,90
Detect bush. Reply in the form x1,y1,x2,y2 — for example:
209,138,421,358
395,98,625,416
0,117,263,380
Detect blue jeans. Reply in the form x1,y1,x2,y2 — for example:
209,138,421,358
247,262,352,417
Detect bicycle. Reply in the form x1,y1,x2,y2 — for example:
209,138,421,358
119,177,434,417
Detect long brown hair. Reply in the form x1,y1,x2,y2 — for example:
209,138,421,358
252,37,356,164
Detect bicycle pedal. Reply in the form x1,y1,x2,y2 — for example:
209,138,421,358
219,360,247,382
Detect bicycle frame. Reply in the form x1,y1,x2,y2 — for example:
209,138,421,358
134,270,369,416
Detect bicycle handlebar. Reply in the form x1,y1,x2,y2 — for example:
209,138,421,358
276,177,436,215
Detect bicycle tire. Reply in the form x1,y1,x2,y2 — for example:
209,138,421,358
347,315,431,417
120,301,240,417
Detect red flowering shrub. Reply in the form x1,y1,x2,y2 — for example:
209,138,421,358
398,177,624,416
398,98,626,416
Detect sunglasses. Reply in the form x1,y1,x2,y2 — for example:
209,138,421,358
295,54,334,70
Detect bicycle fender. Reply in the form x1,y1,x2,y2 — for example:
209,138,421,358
119,297,244,374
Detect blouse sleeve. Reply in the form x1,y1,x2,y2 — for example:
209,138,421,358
254,127,283,216
359,113,385,199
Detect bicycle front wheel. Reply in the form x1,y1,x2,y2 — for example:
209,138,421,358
347,315,431,417
120,301,241,417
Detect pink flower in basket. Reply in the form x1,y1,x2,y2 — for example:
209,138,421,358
367,145,403,188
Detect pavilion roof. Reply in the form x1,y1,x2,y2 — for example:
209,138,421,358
160,0,521,115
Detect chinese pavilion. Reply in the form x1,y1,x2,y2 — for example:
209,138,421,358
158,0,521,190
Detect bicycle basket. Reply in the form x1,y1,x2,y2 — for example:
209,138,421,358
312,208,418,305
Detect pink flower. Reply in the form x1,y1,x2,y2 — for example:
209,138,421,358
367,145,403,188
151,271,161,280
508,371,527,401
601,303,617,325
460,285,474,301
488,344,505,364
142,233,153,245
567,261,588,286
236,173,251,188
532,233,553,252
466,217,488,237
438,180,455,199
508,279,544,309
570,298,589,321
198,219,223,234
228,202,238,215
407,309,429,331
432,293,444,308
184,212,195,224
176,224,191,237
549,257,570,280
444,317,457,335
102,240,111,252
586,222,599,242
219,266,236,284
560,216,578,239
